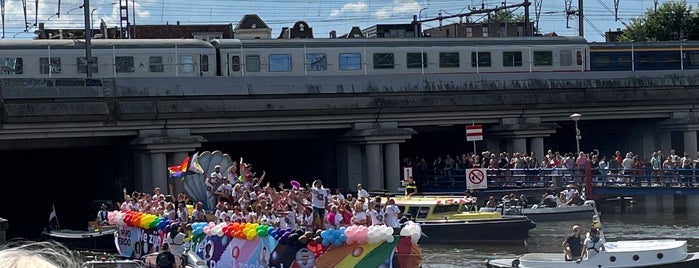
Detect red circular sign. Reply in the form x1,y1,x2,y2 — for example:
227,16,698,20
468,169,485,184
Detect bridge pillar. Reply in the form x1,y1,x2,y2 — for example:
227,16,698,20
486,117,560,157
529,137,545,165
684,130,697,159
658,131,672,158
338,122,416,193
662,195,675,212
512,138,527,155
686,196,699,215
644,194,659,212
365,144,383,192
384,143,401,192
131,129,205,193
658,112,699,159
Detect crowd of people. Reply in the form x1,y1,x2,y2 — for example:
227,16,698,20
404,148,699,187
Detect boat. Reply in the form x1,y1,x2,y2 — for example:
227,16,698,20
82,257,146,268
141,249,208,268
494,200,599,222
42,225,118,252
111,210,425,268
485,239,699,268
393,195,536,244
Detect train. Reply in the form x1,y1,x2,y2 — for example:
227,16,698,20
1,36,699,79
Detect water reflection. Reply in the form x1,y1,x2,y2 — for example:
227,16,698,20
421,206,699,267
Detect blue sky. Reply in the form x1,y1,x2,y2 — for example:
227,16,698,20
0,0,678,42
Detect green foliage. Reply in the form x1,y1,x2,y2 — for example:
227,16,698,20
486,10,525,23
618,0,699,41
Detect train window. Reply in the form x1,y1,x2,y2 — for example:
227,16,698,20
179,56,195,73
560,50,572,66
406,53,427,68
202,55,209,72
591,55,612,68
306,53,327,71
502,51,522,67
662,54,680,67
576,51,583,65
231,56,241,72
269,54,291,72
439,52,459,68
339,53,361,70
618,55,632,68
471,52,491,67
115,56,135,73
246,55,261,72
77,57,98,74
639,55,655,68
0,57,23,75
149,56,164,72
39,57,61,74
533,51,553,66
373,53,394,69
688,53,699,65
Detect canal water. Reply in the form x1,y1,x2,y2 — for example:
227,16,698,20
421,202,699,267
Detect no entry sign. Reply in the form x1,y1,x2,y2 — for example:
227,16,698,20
466,125,483,141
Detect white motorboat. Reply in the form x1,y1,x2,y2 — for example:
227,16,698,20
506,200,599,222
485,239,699,268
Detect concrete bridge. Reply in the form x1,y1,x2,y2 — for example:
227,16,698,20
3,70,699,194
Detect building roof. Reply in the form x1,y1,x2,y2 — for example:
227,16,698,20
235,14,270,30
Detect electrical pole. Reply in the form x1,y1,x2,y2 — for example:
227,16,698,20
84,0,92,77
578,0,584,37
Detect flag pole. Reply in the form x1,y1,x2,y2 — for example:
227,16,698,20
56,206,60,229
472,121,477,155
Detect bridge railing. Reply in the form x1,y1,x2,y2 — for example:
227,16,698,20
412,167,698,189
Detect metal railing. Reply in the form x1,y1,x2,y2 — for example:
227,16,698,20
413,167,698,189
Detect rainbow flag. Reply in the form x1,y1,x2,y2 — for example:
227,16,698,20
168,156,191,178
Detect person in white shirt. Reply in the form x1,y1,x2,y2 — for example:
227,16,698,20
311,179,328,230
357,183,370,200
368,204,385,226
165,223,188,263
352,202,368,225
383,198,401,228
284,205,298,229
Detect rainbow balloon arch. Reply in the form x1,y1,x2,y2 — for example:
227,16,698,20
110,210,423,267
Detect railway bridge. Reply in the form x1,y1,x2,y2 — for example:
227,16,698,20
3,70,699,195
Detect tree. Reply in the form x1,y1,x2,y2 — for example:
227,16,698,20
486,10,526,23
618,0,699,41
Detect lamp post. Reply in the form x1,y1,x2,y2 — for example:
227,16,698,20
83,0,92,78
570,113,582,153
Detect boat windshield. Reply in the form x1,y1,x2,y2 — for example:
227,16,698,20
433,204,460,214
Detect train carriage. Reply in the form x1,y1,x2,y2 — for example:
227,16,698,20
211,36,590,77
0,39,216,78
590,41,699,71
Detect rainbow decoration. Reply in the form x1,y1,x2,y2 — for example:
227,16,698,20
111,210,423,267
167,156,191,178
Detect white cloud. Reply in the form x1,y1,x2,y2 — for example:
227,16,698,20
374,0,421,21
330,1,369,17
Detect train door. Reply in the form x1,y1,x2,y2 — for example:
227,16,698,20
219,50,242,77
200,54,211,76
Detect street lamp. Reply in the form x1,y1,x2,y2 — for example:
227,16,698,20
570,113,582,153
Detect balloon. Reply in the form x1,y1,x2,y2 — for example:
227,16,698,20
386,236,395,243
322,239,330,247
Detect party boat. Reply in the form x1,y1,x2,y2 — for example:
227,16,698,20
109,210,424,268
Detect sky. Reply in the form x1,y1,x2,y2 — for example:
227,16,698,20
0,0,680,42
